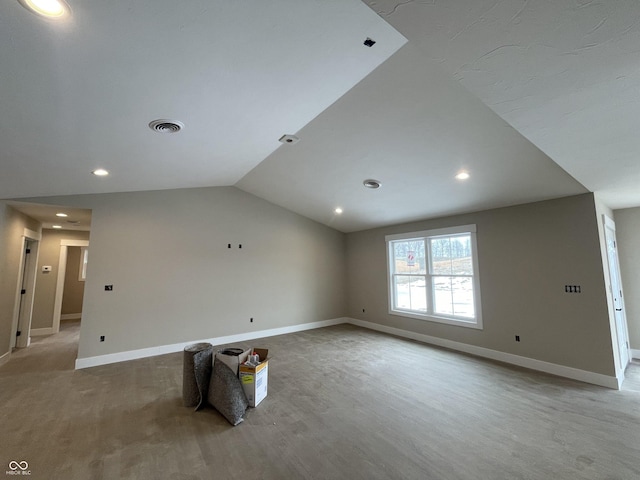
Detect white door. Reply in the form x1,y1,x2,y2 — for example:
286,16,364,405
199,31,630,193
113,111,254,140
604,215,630,370
13,238,38,348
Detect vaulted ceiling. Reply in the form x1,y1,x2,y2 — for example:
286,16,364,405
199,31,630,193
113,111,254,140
3,1,638,232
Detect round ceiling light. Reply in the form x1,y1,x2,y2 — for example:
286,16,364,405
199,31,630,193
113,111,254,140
92,168,109,176
19,0,70,18
149,119,185,133
455,171,470,180
363,179,382,189
55,212,68,217
334,207,343,215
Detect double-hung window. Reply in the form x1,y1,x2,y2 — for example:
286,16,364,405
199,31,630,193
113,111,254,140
386,225,482,329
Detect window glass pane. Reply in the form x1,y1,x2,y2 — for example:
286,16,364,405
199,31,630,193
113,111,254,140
433,276,475,318
394,275,427,312
393,240,425,274
433,276,453,315
430,238,452,275
451,235,473,275
452,277,475,318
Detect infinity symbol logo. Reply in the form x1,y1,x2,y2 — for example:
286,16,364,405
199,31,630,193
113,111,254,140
8,461,28,471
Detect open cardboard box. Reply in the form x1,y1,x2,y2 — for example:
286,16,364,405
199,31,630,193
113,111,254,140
238,348,269,407
215,348,251,375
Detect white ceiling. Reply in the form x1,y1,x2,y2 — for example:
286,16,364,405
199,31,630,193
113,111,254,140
363,0,640,210
7,202,91,231
3,0,638,232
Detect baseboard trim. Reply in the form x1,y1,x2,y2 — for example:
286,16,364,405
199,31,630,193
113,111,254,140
73,316,619,389
61,313,81,321
346,318,619,390
631,349,640,360
0,350,10,367
30,327,55,336
75,318,347,370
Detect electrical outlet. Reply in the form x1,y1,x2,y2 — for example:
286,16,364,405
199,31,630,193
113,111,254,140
105,285,113,291
515,335,520,342
100,336,105,342
564,285,582,293
250,317,253,323
362,308,366,313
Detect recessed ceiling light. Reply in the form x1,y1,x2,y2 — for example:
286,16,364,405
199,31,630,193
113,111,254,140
55,212,68,217
334,207,343,215
52,225,62,229
92,168,109,176
363,179,382,189
19,0,69,18
455,171,470,180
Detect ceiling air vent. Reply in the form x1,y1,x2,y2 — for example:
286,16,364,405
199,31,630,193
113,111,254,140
363,179,382,189
149,119,184,133
279,134,300,145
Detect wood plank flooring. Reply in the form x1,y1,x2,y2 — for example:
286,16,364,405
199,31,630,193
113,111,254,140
1,321,640,479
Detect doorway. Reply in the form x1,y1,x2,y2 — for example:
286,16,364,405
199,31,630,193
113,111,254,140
603,215,630,375
52,239,89,334
11,229,41,349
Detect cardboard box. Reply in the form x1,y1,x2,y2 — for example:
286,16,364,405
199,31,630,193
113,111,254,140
215,348,251,375
238,348,269,407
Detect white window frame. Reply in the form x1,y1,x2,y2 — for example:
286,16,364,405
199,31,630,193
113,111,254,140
78,247,89,281
386,224,482,329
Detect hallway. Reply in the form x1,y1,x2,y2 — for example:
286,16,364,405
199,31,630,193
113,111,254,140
2,319,79,375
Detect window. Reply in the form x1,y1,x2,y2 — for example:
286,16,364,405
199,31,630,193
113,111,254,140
78,247,89,281
386,225,482,329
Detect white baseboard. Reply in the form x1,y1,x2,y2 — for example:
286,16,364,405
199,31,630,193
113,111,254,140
75,317,347,370
30,327,55,336
73,316,619,389
0,350,10,367
631,349,640,360
346,318,619,390
61,313,81,321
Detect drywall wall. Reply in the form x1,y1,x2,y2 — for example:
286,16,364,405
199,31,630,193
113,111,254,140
31,230,90,330
21,187,346,359
613,206,640,351
61,247,85,316
346,193,616,377
0,203,41,359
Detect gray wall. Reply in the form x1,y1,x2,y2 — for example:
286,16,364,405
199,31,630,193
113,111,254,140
346,193,616,376
62,246,86,315
24,187,347,360
613,206,640,351
0,203,41,358
31,230,90,329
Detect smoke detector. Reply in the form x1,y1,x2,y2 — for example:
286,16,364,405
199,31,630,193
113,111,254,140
279,134,300,145
363,179,382,189
149,119,185,133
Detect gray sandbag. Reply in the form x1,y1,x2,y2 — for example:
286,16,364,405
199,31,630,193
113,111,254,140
208,357,249,426
183,342,213,408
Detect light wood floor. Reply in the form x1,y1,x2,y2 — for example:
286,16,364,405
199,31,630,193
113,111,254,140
1,320,640,479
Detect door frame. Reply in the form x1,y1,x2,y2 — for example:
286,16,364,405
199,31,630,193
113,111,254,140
52,239,89,334
602,214,630,379
11,228,41,348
